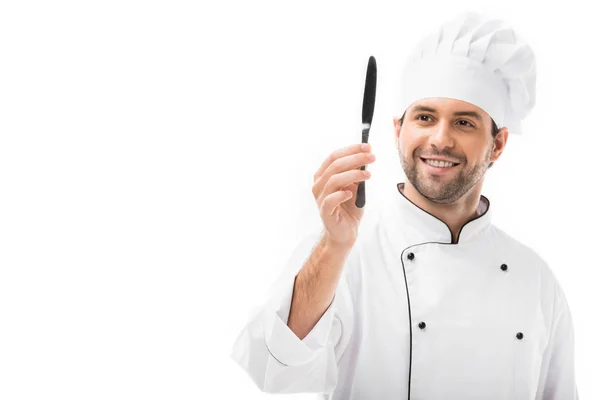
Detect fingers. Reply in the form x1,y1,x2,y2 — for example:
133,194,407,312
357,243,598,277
312,151,375,201
314,143,371,183
320,189,353,218
315,168,371,205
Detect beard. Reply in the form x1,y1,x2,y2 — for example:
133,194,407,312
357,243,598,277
398,144,493,204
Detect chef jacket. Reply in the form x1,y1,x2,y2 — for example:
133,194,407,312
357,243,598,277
231,182,578,399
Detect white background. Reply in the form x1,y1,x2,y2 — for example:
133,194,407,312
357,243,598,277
0,0,597,399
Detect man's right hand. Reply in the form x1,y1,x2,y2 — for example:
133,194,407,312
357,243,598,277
312,143,376,248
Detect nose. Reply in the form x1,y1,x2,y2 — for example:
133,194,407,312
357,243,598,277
429,120,455,149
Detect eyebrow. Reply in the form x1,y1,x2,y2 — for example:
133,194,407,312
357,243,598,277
411,105,483,122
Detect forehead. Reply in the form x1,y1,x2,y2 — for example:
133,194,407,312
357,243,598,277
408,97,487,115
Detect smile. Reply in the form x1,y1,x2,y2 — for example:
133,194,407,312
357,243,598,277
422,158,458,167
420,157,460,173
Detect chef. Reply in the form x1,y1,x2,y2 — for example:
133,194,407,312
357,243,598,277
230,11,578,399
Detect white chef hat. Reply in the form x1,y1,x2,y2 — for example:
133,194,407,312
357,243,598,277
394,11,536,135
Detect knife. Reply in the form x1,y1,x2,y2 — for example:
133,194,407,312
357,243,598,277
355,55,377,208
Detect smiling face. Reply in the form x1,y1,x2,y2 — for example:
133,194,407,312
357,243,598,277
394,97,509,204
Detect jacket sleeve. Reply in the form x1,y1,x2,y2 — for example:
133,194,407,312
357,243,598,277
230,228,355,394
535,269,579,400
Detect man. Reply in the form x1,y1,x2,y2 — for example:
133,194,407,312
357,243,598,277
230,12,578,399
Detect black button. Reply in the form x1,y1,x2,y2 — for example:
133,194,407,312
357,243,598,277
418,321,426,330
516,332,524,340
501,264,508,271
408,252,415,260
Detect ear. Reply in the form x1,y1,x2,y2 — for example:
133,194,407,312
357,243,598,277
490,127,509,162
393,117,401,138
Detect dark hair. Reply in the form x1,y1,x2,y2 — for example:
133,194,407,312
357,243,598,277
491,119,500,138
398,112,500,138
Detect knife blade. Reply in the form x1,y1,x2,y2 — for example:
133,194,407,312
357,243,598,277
356,55,377,208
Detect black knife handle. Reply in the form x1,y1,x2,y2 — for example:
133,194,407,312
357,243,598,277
355,129,369,208
356,168,366,208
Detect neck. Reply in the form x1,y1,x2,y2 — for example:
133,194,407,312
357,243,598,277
398,181,486,244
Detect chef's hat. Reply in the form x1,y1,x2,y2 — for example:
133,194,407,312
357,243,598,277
394,11,536,135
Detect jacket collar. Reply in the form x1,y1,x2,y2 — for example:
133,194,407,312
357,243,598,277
380,182,492,245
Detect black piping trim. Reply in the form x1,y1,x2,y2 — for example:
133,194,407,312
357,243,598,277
399,248,413,400
395,182,492,399
400,240,457,399
396,183,491,244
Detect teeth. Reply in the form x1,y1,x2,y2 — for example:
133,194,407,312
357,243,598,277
424,159,456,168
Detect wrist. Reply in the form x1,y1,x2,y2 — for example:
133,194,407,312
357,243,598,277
323,233,355,254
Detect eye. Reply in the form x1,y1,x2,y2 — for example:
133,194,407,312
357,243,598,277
458,120,475,128
416,114,432,122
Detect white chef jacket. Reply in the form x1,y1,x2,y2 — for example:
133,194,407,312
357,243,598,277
231,182,578,399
